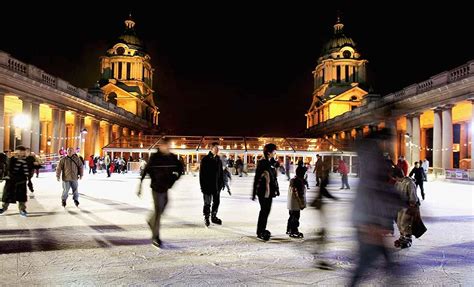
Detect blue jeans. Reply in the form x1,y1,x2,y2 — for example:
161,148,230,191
62,180,79,201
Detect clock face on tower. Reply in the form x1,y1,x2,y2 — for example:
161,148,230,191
343,50,351,59
116,47,125,55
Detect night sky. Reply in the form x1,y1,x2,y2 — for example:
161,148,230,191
1,2,472,136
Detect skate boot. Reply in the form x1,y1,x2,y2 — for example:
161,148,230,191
74,200,80,207
400,236,412,249
62,200,66,207
152,237,162,249
315,260,334,270
211,214,222,225
289,232,304,238
257,230,271,241
0,208,5,215
204,216,210,227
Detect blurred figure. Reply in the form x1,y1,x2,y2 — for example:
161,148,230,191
286,163,307,238
223,167,232,195
295,160,309,188
104,153,111,177
337,159,350,190
285,156,291,181
200,142,225,227
138,138,183,248
409,161,427,200
25,148,37,193
235,156,243,176
0,151,8,179
421,158,429,179
88,155,96,174
350,130,403,286
0,146,30,216
252,143,279,241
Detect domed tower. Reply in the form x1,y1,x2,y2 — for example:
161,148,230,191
99,15,159,127
306,16,368,129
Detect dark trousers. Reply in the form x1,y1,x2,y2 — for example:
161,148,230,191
34,168,40,177
287,210,300,234
416,180,424,198
106,165,111,177
257,196,273,235
316,174,322,186
203,191,220,217
341,174,350,189
148,191,168,240
27,174,34,192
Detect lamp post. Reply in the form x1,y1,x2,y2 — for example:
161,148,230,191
404,132,413,166
78,128,87,157
12,114,31,151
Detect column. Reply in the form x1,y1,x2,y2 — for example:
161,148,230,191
21,100,32,148
433,108,443,169
411,113,422,164
103,122,111,147
405,115,413,165
40,121,48,153
0,91,4,152
73,113,81,149
92,119,100,156
420,128,427,162
51,108,60,154
79,116,85,157
58,109,66,150
108,123,113,145
459,123,468,160
30,101,40,153
441,105,453,169
356,127,364,139
4,114,11,151
470,99,474,169
385,119,398,160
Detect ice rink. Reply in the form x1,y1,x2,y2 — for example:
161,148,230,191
1,170,473,286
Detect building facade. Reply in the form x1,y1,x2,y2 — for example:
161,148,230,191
306,17,368,128
99,16,159,126
0,16,158,157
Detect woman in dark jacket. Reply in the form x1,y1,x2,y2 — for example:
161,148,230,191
252,143,279,241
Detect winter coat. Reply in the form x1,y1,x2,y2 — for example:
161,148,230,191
315,159,323,174
56,155,84,181
199,152,224,194
337,160,348,175
288,176,306,210
395,177,418,206
253,157,279,199
141,151,183,193
0,152,7,179
2,156,30,203
104,155,111,166
409,167,426,183
397,160,409,177
88,156,95,168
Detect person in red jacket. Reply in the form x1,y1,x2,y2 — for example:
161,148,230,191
397,156,409,176
337,159,350,189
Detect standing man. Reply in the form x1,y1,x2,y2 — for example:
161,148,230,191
313,154,323,187
56,147,83,207
409,161,427,200
0,146,30,216
252,143,280,241
337,159,350,189
138,138,183,248
104,153,111,178
285,156,291,181
200,142,225,227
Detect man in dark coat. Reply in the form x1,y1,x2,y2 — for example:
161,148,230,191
25,148,37,193
409,161,427,200
0,146,30,216
200,142,225,227
313,154,323,186
252,143,280,241
138,138,184,248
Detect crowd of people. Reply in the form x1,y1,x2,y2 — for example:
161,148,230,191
1,132,430,285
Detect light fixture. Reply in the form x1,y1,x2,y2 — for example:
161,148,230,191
81,128,88,134
13,114,31,129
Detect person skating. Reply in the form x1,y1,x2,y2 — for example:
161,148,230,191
285,157,291,181
104,153,111,177
200,142,225,227
0,146,30,217
313,154,323,186
56,147,83,207
223,167,232,195
252,143,279,241
25,148,37,193
337,159,350,189
392,167,419,249
397,156,409,176
286,164,307,238
88,155,96,174
138,138,184,248
295,160,309,188
409,161,427,200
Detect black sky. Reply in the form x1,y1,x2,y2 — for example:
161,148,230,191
1,2,472,136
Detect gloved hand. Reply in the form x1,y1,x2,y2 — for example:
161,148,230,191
227,190,232,196
136,185,142,198
251,194,256,201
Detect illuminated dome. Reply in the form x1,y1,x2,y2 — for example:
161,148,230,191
320,17,357,58
115,15,145,52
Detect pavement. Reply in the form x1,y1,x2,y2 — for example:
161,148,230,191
0,170,473,286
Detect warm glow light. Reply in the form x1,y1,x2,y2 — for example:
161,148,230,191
13,114,31,129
